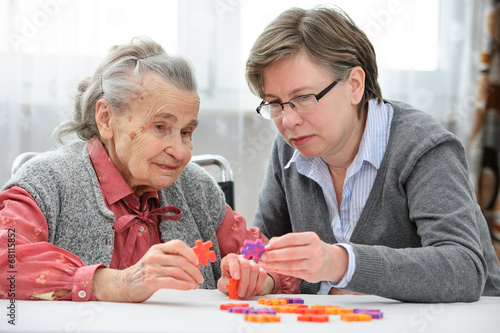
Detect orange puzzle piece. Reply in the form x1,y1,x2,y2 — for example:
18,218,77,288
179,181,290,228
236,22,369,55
244,314,281,323
226,278,240,299
341,313,372,321
297,314,330,322
192,239,217,266
219,303,249,310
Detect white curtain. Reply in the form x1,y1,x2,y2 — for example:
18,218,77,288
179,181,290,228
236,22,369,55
0,0,486,222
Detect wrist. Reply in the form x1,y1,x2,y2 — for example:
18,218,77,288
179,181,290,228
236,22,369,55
262,274,275,295
329,245,349,283
92,268,125,302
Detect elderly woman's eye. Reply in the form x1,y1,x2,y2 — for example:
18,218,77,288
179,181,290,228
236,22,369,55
155,124,165,131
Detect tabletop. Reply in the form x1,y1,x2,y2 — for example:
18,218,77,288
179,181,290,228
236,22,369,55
1,289,499,332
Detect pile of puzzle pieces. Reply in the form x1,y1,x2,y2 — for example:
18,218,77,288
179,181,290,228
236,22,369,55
196,238,384,323
220,297,384,323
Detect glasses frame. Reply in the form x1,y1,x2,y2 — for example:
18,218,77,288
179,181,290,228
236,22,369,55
256,77,342,119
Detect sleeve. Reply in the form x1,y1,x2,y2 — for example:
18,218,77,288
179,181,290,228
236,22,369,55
347,137,488,302
216,204,300,294
0,186,105,301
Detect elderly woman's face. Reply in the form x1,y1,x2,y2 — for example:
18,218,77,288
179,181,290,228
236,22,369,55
101,73,200,197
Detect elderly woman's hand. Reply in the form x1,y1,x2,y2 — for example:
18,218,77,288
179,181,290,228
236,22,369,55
92,240,203,302
217,253,274,299
259,232,348,284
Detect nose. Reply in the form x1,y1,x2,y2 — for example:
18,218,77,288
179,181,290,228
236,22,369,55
279,103,302,129
163,133,189,161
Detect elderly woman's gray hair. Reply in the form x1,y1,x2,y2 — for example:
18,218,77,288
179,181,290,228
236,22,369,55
52,37,197,144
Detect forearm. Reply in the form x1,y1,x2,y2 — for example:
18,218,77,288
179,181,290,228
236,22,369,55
0,240,104,301
348,244,484,302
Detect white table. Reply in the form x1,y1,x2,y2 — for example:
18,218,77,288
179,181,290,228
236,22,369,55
1,289,499,332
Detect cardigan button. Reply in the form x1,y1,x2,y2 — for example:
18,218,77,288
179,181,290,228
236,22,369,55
78,290,87,299
139,226,145,232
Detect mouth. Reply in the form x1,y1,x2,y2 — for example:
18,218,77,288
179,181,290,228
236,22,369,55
154,162,181,171
290,135,314,147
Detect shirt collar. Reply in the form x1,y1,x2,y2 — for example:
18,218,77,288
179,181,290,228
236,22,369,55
88,136,159,206
284,99,390,174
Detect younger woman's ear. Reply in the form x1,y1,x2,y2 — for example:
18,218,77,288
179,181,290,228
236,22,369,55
348,66,365,105
95,99,114,140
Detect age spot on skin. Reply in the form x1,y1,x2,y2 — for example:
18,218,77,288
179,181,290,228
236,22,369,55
129,127,146,141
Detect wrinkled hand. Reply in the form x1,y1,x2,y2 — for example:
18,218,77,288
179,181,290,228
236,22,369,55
92,240,204,302
259,232,348,283
217,253,274,299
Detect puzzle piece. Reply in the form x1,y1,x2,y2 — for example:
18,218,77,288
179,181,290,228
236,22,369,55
354,309,383,319
192,239,217,266
311,305,344,315
240,238,266,262
281,297,304,304
220,303,249,310
337,308,354,314
244,314,281,323
258,298,287,306
271,304,308,313
341,313,372,321
295,308,327,315
297,314,330,322
228,307,254,313
226,278,240,299
243,308,277,315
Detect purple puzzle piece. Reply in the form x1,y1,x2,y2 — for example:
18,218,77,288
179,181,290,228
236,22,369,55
240,238,266,262
229,307,255,313
353,309,384,319
243,308,277,315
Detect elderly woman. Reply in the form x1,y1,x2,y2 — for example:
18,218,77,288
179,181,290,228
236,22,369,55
0,37,298,302
219,6,500,302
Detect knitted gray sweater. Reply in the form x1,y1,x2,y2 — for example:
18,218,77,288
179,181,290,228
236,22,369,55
254,100,500,302
4,141,226,289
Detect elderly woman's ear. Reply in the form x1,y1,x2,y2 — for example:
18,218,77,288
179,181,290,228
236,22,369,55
95,99,114,140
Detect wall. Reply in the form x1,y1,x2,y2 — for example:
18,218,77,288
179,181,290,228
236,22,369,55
193,110,277,223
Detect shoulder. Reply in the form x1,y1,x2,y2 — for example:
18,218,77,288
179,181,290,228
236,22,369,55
387,100,454,143
3,141,92,215
385,100,461,157
5,141,88,188
383,100,467,178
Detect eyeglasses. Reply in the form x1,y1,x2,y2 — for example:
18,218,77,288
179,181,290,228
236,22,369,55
256,78,342,120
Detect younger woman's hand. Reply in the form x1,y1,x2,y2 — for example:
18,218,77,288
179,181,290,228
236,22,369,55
259,232,348,284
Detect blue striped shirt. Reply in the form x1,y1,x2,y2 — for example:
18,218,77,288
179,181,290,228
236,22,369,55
284,99,393,293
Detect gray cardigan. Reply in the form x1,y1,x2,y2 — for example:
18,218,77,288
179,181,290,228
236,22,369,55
254,100,500,302
4,141,226,289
